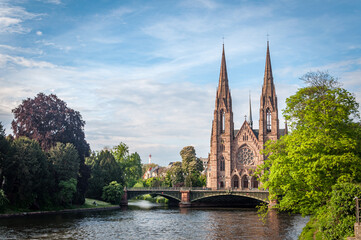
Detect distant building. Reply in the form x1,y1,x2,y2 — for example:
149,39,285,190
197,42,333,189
208,42,287,190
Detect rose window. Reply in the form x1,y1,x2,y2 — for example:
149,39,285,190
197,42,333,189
237,146,255,166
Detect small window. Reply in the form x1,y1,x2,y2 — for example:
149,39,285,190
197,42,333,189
220,157,225,171
266,109,271,132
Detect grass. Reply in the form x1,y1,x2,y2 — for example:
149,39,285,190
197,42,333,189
0,198,117,215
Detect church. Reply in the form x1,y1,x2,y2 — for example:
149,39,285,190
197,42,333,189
207,42,287,190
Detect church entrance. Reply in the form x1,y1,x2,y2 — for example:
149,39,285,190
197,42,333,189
232,175,239,189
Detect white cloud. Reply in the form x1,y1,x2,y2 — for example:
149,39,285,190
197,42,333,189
36,30,42,36
0,53,56,68
0,3,41,34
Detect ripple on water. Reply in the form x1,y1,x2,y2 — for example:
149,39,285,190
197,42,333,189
0,201,309,239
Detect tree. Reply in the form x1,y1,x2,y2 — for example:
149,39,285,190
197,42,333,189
102,181,123,205
11,93,90,204
165,162,184,187
258,71,361,215
5,137,51,208
58,178,77,206
0,122,10,190
180,146,203,187
86,149,123,199
48,143,79,182
112,143,142,187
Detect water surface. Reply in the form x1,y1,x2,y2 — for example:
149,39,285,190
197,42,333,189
0,200,308,239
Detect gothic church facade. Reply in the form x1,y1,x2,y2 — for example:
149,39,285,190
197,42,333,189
207,42,287,190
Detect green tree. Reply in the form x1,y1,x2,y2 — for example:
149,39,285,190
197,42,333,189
165,162,184,187
86,149,123,199
258,71,361,215
180,146,204,187
0,122,10,190
48,143,79,182
58,178,77,206
0,189,9,212
11,93,91,205
5,137,51,208
112,143,142,187
102,181,123,204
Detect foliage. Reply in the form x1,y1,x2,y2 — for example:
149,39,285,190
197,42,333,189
316,182,361,239
0,122,10,190
257,72,361,215
0,189,9,212
165,162,184,187
180,146,204,187
112,143,142,187
59,178,77,206
4,137,51,209
86,149,123,199
102,181,123,205
11,93,91,204
48,143,79,182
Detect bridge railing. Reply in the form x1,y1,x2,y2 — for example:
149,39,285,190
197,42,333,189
127,187,268,192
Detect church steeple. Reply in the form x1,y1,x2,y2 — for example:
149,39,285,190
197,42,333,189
209,44,234,190
216,44,231,110
248,92,253,129
259,41,279,143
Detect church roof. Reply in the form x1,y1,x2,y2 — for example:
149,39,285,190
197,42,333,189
234,128,287,139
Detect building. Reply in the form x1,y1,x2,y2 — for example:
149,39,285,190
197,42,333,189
207,42,287,190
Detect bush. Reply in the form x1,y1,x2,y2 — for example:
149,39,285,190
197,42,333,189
102,181,124,205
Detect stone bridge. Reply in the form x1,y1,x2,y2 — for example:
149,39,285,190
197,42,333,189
121,187,269,208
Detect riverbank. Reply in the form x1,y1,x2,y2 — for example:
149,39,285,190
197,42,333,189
0,198,120,218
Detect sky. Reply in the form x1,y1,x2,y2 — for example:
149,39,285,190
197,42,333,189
0,0,360,166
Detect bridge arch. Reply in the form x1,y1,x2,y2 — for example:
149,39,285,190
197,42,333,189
127,190,181,202
191,192,269,204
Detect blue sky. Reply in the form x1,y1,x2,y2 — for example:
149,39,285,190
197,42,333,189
1,0,360,166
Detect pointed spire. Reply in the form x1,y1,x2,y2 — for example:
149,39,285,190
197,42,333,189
264,41,273,88
261,41,276,108
248,91,253,129
218,44,228,93
216,44,231,108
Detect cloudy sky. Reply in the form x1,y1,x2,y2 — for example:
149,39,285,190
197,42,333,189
0,0,360,166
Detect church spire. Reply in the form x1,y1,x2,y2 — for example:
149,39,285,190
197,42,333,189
215,44,232,111
259,41,279,143
262,41,275,100
217,44,229,99
248,91,253,129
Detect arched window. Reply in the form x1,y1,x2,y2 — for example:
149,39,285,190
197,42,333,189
266,108,271,132
242,175,249,189
251,177,259,189
220,157,225,171
232,175,239,189
221,110,225,133
219,181,224,189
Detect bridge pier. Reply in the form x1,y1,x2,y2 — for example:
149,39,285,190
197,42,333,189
120,190,128,206
179,190,192,208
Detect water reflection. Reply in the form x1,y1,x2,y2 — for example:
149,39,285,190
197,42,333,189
0,201,309,239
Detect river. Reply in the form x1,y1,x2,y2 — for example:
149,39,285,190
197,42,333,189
0,200,309,239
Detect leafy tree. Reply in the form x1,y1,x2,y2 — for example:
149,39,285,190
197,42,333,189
112,143,142,187
180,146,204,187
5,137,51,208
48,143,79,182
86,149,123,199
102,181,123,204
165,162,184,187
0,122,10,190
258,71,361,215
11,93,91,204
0,189,8,212
58,178,77,206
